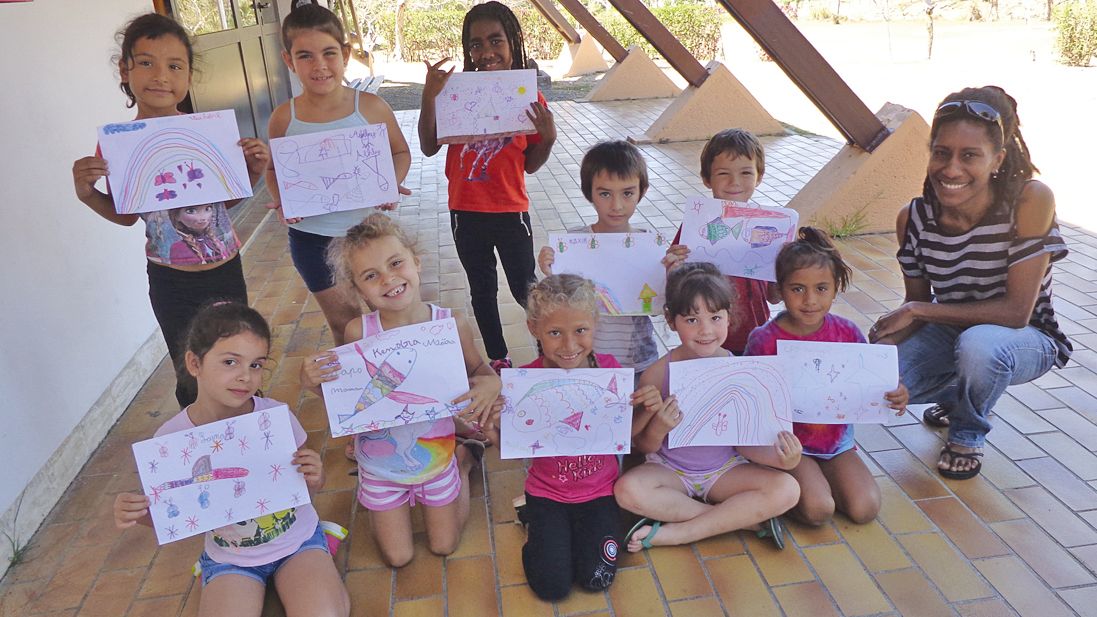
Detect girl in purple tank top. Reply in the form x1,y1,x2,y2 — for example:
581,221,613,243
615,263,802,551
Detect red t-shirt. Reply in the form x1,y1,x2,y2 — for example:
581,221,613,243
522,353,621,504
672,225,771,354
444,92,547,214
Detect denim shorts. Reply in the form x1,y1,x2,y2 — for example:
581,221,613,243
198,522,329,586
288,227,337,292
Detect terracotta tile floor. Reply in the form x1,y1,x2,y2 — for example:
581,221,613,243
5,99,1097,616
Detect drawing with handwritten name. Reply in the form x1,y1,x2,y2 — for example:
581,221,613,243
131,405,308,545
549,232,668,316
435,69,537,144
680,196,798,282
98,110,252,215
669,356,794,447
777,340,899,424
321,318,470,436
271,123,399,219
500,368,633,459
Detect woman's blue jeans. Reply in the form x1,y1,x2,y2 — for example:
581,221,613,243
897,323,1058,448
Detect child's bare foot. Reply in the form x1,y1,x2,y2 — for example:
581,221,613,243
625,518,665,552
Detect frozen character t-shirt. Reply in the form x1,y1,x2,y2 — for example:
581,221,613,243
143,203,240,266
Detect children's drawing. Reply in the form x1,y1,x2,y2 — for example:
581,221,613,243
271,123,399,219
499,368,634,459
435,69,538,144
98,110,252,215
669,357,794,447
549,232,668,316
680,196,799,282
131,405,309,545
776,340,899,424
321,318,470,436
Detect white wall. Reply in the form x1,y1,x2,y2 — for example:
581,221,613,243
0,0,163,562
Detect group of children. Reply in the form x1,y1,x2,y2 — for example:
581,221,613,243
88,3,908,614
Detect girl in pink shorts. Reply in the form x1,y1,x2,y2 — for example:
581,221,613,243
302,213,501,567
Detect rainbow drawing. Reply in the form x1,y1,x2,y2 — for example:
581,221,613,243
669,358,793,448
591,281,625,315
99,112,252,215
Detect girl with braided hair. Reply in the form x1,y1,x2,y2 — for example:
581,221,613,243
418,1,557,374
870,86,1072,480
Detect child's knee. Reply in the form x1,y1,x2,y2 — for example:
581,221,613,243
796,493,836,526
428,533,460,557
613,475,644,511
844,491,881,525
528,572,572,601
766,473,800,513
381,545,415,568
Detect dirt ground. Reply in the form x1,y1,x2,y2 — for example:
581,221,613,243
368,19,1097,229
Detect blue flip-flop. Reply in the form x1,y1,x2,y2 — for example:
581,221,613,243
626,517,663,550
755,516,787,550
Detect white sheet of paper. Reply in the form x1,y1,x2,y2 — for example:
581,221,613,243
679,196,799,282
131,405,309,545
98,110,252,215
435,69,537,144
500,367,634,459
321,318,469,436
669,356,793,447
271,123,399,219
549,232,668,316
777,340,899,424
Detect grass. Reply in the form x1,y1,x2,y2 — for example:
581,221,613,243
816,205,870,238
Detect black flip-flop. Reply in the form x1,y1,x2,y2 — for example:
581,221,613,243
938,444,983,480
922,404,951,428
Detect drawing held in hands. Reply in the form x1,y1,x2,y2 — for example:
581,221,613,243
98,110,253,215
271,123,400,219
131,405,309,545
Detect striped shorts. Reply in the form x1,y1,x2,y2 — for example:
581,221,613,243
357,458,461,511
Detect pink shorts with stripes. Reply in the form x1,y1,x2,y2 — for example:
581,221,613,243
357,459,462,511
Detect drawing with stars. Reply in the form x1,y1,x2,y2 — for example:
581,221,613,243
500,368,634,459
776,340,899,424
130,404,311,545
680,195,798,282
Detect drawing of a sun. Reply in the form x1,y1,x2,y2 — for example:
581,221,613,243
517,86,527,94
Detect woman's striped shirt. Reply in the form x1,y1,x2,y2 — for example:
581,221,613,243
896,196,1072,368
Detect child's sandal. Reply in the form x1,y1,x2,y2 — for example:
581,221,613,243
755,517,787,550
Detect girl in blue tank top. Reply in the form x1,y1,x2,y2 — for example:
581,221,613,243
266,5,411,347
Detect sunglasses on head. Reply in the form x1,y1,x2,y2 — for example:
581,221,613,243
934,100,1004,137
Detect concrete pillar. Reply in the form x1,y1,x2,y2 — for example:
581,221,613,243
583,46,680,102
788,103,930,235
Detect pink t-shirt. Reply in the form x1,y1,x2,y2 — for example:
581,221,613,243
155,397,319,567
744,313,865,458
522,354,621,504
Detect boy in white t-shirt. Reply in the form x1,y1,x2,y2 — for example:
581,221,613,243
537,140,659,380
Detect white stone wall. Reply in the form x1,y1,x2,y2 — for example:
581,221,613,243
0,0,163,575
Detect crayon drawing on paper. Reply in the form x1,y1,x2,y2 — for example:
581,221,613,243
131,405,310,545
777,340,899,424
98,110,252,215
680,196,798,282
550,232,668,316
435,69,537,144
321,318,470,436
669,357,793,448
500,368,634,459
271,123,399,219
